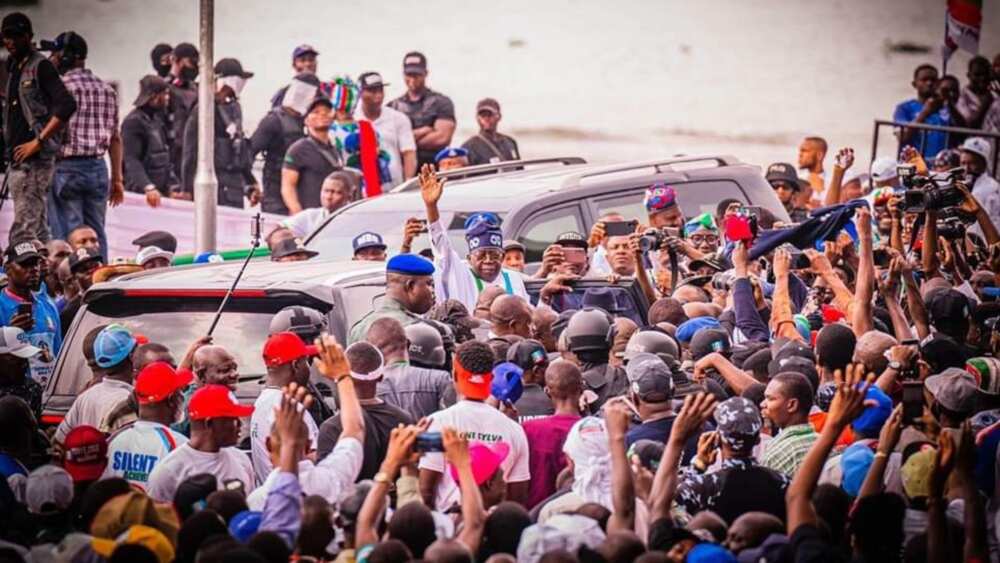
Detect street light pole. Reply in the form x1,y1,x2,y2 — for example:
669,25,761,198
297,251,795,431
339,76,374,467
194,0,217,253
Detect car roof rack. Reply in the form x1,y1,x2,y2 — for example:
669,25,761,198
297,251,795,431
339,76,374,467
390,156,587,192
558,154,741,189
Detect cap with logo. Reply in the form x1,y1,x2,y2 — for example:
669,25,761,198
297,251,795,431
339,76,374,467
0,326,41,358
4,240,40,266
625,354,674,402
263,332,318,367
465,215,503,252
689,328,731,361
94,325,138,369
68,246,103,274
402,51,428,75
454,356,493,401
136,362,194,405
63,425,108,482
292,44,318,60
476,98,501,115
925,367,983,413
464,212,502,230
214,58,253,79
136,245,174,267
270,237,318,261
506,339,548,372
39,31,88,59
966,357,1000,396
358,71,389,90
765,163,804,191
555,231,589,250
434,146,469,164
352,231,387,254
189,384,254,420
961,136,992,162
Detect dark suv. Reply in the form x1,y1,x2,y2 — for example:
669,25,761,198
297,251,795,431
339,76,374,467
41,258,386,425
306,155,791,263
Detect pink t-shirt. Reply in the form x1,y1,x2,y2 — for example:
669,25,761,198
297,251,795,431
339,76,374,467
523,413,581,509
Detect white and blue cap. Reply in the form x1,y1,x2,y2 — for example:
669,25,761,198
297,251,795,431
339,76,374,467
0,326,41,358
93,324,137,369
465,215,503,252
434,146,469,164
352,231,386,254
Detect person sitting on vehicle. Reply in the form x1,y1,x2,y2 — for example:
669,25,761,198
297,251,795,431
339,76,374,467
281,171,355,239
353,232,388,262
502,240,526,273
419,164,528,313
269,237,319,263
349,253,437,344
435,147,469,171
765,162,808,223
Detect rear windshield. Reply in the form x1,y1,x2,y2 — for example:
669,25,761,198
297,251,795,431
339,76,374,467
51,297,321,399
306,209,506,260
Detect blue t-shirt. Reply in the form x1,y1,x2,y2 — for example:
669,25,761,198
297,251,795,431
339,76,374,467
626,416,701,464
0,288,62,387
892,99,953,159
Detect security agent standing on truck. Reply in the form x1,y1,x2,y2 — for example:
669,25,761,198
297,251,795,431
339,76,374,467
181,58,260,208
122,75,178,207
1,12,77,243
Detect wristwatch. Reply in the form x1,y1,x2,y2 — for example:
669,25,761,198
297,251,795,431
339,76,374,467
888,361,902,371
373,471,392,485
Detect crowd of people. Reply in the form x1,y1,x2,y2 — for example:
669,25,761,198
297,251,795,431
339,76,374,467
3,7,1000,563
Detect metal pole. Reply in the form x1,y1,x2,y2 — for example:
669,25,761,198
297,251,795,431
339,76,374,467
194,0,217,254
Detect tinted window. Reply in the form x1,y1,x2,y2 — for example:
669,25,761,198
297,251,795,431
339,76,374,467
515,206,584,263
594,181,749,222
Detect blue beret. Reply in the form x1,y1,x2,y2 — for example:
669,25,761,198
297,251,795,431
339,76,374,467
675,316,722,344
434,146,469,163
387,253,435,276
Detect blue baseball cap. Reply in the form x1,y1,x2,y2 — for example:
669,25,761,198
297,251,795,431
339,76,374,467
292,44,318,60
434,146,469,164
491,362,523,404
841,442,875,497
386,253,435,276
193,252,224,264
229,510,262,543
94,325,138,368
675,316,722,344
352,231,386,254
851,385,893,436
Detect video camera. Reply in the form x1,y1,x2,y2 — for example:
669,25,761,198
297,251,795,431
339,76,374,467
638,227,680,253
900,166,967,213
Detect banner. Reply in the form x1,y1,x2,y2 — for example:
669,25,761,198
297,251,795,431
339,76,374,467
942,0,983,63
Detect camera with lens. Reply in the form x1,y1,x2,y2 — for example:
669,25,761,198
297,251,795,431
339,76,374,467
638,227,676,253
711,271,736,291
936,217,966,239
901,167,967,213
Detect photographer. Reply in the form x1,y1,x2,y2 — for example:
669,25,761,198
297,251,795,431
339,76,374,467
958,137,1000,240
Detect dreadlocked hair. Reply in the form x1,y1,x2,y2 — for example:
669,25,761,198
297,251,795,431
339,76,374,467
455,340,495,374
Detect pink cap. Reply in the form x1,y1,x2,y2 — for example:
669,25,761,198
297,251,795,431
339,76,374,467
448,441,510,486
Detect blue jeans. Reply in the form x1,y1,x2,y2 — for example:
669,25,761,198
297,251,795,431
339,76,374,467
49,157,109,260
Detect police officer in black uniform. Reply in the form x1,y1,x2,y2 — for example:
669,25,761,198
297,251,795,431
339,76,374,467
180,58,259,208
564,307,628,410
121,75,177,206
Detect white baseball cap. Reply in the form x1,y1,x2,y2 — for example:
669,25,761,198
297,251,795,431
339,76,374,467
961,136,993,162
136,245,174,267
0,326,41,358
870,157,899,183
25,465,74,514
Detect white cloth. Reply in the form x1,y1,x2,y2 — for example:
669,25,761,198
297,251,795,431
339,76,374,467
246,437,363,510
563,417,612,508
250,387,319,484
54,379,133,443
590,246,611,276
354,105,416,189
146,443,255,502
418,400,530,511
970,172,1000,240
281,207,334,239
429,218,528,313
102,421,188,490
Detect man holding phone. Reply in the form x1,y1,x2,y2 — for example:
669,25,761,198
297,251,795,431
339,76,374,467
0,241,61,387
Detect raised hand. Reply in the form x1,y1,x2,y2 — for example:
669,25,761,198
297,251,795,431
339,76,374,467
773,248,791,278
856,205,872,239
826,363,875,430
669,392,717,445
588,221,607,248
274,382,314,450
834,147,855,171
401,217,426,250
876,404,903,455
314,333,350,381
695,430,720,468
384,419,430,475
604,398,634,440
731,241,749,275
806,248,834,275
419,163,445,207
442,426,471,467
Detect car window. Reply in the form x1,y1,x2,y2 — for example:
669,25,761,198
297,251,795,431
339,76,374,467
515,205,585,263
593,180,750,222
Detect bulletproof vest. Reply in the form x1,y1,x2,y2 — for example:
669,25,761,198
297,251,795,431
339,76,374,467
126,109,172,191
3,51,61,157
262,109,304,189
215,100,252,175
581,362,629,411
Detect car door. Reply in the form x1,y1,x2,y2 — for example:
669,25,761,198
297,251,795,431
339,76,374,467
512,203,586,264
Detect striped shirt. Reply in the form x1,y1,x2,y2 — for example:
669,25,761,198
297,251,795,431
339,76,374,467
60,68,118,157
760,422,818,476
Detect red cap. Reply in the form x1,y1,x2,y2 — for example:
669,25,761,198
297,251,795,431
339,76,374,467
453,358,493,400
135,361,194,405
63,425,108,482
188,384,254,420
262,332,318,367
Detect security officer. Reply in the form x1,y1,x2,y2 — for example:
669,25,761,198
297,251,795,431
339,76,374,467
404,321,447,371
122,75,177,207
623,329,700,397
269,305,334,424
564,308,628,410
181,58,260,208
434,146,468,171
349,253,436,344
250,72,319,215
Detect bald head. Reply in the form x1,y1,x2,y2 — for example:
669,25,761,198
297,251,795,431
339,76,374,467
193,345,239,389
132,343,174,374
490,294,532,337
544,361,583,401
674,285,709,304
683,302,721,319
424,539,472,563
366,317,407,361
726,511,784,553
853,331,898,376
474,286,506,320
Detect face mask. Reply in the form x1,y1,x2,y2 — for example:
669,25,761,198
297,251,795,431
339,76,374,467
283,78,317,115
155,63,171,78
218,75,247,98
179,65,198,82
55,54,75,74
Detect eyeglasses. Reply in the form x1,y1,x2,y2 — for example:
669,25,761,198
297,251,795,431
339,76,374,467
478,110,497,118
689,234,719,245
471,249,503,262
772,182,795,191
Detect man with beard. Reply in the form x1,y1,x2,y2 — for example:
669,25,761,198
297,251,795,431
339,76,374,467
0,241,61,387
122,75,178,208
960,137,1000,240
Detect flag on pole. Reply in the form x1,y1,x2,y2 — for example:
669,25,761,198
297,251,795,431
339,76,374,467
942,0,983,64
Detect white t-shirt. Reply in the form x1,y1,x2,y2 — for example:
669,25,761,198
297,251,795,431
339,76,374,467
282,207,334,239
418,400,530,510
355,105,416,189
55,379,134,443
970,173,1000,240
250,387,319,484
246,437,363,511
146,443,255,502
103,421,188,490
